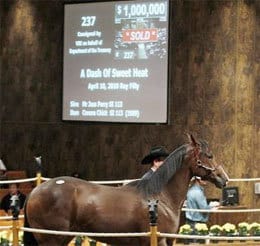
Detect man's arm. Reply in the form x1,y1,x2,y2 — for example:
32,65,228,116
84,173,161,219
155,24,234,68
195,190,210,210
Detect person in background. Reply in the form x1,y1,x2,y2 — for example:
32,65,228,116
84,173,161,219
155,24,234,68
140,146,169,180
0,159,8,188
185,176,219,241
0,183,26,213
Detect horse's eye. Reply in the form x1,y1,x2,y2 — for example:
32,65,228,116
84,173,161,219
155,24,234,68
206,153,213,159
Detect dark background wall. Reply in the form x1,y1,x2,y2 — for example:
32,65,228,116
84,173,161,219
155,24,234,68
0,0,259,220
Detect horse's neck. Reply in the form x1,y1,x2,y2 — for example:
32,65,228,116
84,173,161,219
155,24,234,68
164,166,191,209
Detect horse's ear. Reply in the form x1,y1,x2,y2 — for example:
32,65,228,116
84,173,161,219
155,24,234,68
187,134,200,147
185,132,192,142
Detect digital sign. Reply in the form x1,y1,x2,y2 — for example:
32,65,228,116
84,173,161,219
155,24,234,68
63,0,169,123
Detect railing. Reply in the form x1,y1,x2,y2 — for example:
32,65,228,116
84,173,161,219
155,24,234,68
0,173,259,246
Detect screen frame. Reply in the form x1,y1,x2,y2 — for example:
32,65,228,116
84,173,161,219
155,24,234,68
62,0,170,124
222,186,239,206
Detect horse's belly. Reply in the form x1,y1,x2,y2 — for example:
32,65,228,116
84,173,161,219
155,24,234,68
84,214,147,234
92,236,149,246
76,191,148,232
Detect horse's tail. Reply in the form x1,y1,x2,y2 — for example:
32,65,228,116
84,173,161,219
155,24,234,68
23,195,39,246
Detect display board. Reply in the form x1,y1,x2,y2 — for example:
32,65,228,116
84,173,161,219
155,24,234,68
222,186,239,206
63,0,169,123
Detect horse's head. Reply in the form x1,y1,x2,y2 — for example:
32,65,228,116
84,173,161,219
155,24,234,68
186,134,229,189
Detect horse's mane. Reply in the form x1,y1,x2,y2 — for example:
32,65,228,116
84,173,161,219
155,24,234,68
127,144,187,197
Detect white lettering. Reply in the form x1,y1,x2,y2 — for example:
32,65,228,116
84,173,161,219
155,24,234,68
70,101,79,107
132,68,148,77
80,69,86,78
112,68,132,78
82,110,96,116
86,69,102,78
70,109,80,116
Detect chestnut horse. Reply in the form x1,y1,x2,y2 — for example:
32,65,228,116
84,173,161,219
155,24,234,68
24,134,228,246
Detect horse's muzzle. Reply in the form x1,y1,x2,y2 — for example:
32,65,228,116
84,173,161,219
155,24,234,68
215,176,227,189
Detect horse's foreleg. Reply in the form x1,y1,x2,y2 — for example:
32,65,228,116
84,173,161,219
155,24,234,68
138,236,170,246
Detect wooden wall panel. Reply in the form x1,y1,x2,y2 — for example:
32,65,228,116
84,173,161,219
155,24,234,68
0,0,259,222
235,1,256,213
254,0,260,211
169,1,190,125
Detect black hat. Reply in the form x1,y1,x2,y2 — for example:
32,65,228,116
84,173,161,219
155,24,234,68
141,146,169,165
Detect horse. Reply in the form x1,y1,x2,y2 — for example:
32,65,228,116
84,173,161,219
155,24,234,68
23,134,229,246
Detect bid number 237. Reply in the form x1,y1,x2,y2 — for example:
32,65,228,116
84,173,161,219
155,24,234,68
81,16,96,27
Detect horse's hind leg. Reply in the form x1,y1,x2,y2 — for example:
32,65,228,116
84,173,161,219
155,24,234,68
138,238,151,246
166,238,174,246
158,238,169,246
36,235,73,246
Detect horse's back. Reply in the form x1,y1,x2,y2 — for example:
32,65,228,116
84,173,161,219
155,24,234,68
28,176,93,204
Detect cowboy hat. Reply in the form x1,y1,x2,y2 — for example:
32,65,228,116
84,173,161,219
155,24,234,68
141,146,169,164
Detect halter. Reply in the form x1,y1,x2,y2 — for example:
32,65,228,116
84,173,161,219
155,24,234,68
189,139,229,182
196,159,216,172
195,147,222,177
190,143,223,179
196,157,229,182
